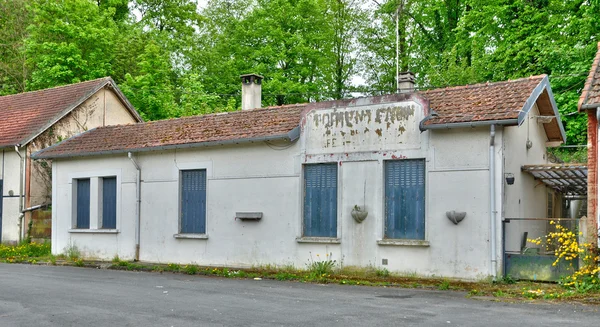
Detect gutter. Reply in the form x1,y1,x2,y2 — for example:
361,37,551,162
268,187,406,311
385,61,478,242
128,152,141,261
33,130,301,160
582,103,600,110
419,118,517,132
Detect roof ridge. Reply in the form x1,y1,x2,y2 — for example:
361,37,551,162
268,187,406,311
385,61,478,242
0,77,111,99
89,104,308,131
421,74,547,93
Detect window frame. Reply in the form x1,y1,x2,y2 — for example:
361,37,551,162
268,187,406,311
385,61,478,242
68,170,121,233
178,169,208,235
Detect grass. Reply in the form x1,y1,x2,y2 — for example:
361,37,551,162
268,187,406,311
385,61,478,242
0,242,51,263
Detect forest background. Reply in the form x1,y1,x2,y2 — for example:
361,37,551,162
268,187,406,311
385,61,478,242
1,0,599,161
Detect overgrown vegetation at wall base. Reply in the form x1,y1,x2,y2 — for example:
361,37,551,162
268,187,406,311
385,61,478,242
528,221,600,292
0,242,50,263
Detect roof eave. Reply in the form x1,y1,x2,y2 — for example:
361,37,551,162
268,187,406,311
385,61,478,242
517,76,567,143
32,130,300,160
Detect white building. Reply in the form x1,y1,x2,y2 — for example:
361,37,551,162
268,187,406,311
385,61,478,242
0,78,141,243
34,74,567,279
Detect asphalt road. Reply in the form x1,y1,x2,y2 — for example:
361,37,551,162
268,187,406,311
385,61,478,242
0,264,598,326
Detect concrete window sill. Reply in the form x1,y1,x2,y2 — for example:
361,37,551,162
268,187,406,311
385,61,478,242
377,239,430,247
68,229,119,234
173,234,209,240
296,237,341,244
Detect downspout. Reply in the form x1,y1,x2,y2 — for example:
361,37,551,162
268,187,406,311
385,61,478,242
128,152,141,261
489,125,497,279
14,145,24,242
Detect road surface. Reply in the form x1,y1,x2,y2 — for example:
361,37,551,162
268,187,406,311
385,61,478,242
0,264,598,326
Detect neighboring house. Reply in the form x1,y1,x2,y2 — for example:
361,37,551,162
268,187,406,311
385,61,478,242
0,78,142,243
34,74,566,279
579,42,600,248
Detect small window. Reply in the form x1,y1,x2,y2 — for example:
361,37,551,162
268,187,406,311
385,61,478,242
384,159,426,240
303,163,338,237
180,170,207,234
547,192,554,218
75,179,91,229
102,177,117,229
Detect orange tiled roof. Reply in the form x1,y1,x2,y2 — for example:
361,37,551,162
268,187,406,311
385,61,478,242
34,104,306,159
33,75,561,159
421,75,546,125
579,42,600,110
0,77,140,148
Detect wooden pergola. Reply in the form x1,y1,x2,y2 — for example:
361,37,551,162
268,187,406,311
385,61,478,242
521,164,588,197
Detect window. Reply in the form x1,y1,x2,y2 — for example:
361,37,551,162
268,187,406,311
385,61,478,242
547,191,554,218
75,179,91,229
303,163,338,237
101,177,117,229
180,169,207,234
384,159,425,240
71,174,119,232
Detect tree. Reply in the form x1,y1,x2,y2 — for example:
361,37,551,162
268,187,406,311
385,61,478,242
120,40,179,120
25,0,118,90
0,0,32,95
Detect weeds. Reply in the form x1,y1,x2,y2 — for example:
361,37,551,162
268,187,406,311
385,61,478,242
376,268,390,277
438,280,450,290
184,265,198,275
0,242,51,263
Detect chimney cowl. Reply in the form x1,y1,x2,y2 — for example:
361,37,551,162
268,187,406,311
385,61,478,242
397,71,415,93
240,74,263,110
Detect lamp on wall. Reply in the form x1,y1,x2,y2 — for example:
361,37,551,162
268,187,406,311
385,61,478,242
505,173,515,185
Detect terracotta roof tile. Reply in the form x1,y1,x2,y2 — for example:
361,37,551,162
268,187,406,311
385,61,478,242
34,75,556,159
420,75,546,125
579,42,600,110
34,104,306,159
0,78,114,147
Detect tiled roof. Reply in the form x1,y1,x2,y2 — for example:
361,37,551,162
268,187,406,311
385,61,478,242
0,77,141,148
33,104,306,159
421,75,546,125
33,74,564,159
579,42,600,110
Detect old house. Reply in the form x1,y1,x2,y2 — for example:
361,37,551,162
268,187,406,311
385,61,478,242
0,78,142,243
579,42,600,248
34,74,567,279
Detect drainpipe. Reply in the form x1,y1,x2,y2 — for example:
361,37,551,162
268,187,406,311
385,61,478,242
14,145,24,242
128,152,141,261
489,125,497,279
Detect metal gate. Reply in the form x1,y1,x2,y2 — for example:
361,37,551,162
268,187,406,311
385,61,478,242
180,170,207,234
303,163,338,237
385,159,425,240
503,218,579,281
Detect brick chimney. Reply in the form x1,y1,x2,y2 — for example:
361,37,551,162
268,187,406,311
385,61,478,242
240,74,263,110
397,71,415,93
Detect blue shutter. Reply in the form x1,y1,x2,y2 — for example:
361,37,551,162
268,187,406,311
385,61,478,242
102,177,117,229
303,164,337,237
181,170,207,234
385,160,425,240
76,179,91,229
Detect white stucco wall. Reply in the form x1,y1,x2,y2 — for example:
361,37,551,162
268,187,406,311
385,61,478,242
503,104,556,253
1,149,22,243
51,96,512,279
